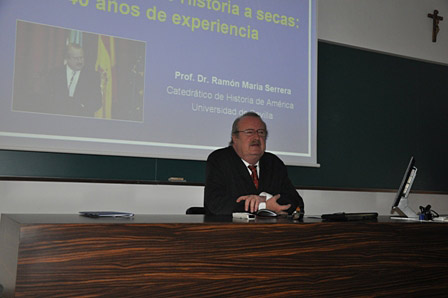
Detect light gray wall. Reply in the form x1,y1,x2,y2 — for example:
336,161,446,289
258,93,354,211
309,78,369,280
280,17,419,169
1,181,447,217
318,0,448,64
1,1,447,218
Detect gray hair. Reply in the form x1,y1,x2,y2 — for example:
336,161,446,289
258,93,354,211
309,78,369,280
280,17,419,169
229,111,268,145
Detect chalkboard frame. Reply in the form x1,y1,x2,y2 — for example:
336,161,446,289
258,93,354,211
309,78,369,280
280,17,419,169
1,42,447,193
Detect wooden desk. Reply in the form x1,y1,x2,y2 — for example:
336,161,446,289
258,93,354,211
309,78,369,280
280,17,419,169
1,214,447,297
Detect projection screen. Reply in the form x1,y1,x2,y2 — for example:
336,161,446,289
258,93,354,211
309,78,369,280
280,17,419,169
0,0,317,166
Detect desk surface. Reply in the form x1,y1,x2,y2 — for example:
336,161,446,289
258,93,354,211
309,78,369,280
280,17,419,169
1,214,448,297
0,213,436,224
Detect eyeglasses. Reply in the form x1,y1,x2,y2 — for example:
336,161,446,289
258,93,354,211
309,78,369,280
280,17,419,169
235,129,267,137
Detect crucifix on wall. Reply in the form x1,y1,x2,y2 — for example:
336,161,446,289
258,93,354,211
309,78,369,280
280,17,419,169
428,10,443,42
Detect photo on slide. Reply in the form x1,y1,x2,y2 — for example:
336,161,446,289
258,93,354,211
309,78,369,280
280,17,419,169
12,20,146,122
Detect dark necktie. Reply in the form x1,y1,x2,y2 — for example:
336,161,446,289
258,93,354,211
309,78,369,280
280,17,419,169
248,165,259,189
68,70,78,96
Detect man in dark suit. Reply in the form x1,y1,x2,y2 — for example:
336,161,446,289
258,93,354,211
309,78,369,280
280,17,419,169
204,112,304,215
39,43,102,117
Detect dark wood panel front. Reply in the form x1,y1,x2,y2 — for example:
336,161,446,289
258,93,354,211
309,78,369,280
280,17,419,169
1,215,448,297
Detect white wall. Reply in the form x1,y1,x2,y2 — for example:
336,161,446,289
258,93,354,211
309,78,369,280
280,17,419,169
318,0,448,65
1,181,447,220
1,1,447,219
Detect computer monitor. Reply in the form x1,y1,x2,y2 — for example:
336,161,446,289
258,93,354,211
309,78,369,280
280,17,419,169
391,156,418,218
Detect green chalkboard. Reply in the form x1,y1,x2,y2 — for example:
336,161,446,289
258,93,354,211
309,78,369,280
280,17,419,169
291,42,448,192
1,42,447,192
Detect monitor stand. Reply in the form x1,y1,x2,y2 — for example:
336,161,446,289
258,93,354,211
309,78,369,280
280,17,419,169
391,197,419,219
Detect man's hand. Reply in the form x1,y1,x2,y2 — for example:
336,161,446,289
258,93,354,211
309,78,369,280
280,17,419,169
266,194,291,214
236,194,291,214
236,195,266,213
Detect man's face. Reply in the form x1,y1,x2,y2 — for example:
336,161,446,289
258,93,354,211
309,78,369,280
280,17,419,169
66,47,85,71
232,116,267,164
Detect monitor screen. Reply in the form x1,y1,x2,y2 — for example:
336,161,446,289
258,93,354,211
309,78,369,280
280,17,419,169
392,156,418,217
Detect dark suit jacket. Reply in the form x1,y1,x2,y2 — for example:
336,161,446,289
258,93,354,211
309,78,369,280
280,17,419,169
39,66,102,117
204,146,304,215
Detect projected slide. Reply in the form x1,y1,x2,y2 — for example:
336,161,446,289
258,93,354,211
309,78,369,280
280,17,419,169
0,0,317,166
